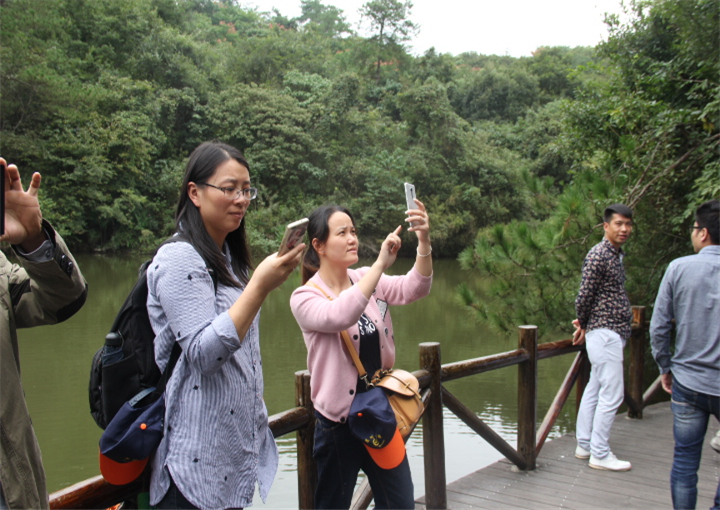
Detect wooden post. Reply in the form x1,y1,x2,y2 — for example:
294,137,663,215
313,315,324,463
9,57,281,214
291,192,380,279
576,349,590,415
420,342,446,509
627,306,646,419
295,370,316,510
517,326,537,470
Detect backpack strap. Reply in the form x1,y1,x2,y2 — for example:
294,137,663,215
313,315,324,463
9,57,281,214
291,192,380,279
305,281,369,384
151,341,182,398
158,235,218,292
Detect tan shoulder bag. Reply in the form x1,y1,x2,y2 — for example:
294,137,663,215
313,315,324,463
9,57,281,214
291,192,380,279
306,281,424,438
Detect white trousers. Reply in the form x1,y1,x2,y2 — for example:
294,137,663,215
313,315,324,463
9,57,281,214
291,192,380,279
576,328,625,459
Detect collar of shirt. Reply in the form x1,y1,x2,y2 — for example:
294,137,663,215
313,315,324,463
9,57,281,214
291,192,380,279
601,238,624,257
698,245,720,255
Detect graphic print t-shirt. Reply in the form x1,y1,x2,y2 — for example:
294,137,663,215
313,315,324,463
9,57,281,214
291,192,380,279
355,313,381,395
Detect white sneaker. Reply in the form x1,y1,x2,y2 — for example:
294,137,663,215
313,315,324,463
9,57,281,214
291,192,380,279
711,430,720,454
575,445,591,459
589,452,631,471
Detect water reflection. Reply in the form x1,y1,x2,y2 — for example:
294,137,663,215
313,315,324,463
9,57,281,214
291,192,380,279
17,255,576,507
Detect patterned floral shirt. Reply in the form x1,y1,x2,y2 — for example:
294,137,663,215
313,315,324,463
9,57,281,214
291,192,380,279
575,238,632,339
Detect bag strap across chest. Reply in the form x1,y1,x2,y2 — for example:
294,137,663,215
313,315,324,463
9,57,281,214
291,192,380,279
305,281,369,382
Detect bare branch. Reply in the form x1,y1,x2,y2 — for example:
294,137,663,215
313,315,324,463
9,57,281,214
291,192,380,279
627,133,720,209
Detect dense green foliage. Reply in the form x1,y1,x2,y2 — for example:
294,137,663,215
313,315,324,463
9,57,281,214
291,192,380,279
459,0,719,335
2,0,716,334
1,0,594,255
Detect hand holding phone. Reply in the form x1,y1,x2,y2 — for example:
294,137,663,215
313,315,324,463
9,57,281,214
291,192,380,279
404,183,416,227
278,218,309,256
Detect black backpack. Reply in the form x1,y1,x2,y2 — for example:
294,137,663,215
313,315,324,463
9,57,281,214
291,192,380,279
89,236,218,429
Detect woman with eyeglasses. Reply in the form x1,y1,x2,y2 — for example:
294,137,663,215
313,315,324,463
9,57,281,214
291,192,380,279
289,203,433,509
146,141,304,509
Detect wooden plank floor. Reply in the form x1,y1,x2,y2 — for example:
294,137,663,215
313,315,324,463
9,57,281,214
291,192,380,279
417,402,720,509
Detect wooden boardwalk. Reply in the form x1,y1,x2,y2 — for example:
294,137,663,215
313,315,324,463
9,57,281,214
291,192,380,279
417,402,720,509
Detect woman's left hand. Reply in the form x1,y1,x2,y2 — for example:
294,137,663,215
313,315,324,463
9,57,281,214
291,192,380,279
406,199,430,244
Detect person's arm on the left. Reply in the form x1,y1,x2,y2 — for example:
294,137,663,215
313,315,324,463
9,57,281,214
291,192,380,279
1,159,87,327
650,263,675,394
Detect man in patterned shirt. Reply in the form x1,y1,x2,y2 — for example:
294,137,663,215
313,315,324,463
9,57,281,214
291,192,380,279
572,203,634,471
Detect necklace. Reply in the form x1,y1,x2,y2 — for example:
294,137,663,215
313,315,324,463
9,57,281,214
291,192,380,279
320,274,351,293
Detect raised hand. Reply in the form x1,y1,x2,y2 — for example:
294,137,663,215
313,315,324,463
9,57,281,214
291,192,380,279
253,242,306,294
406,198,430,244
1,159,44,251
377,225,402,271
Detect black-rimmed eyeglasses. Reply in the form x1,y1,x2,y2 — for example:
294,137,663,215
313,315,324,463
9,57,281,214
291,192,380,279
690,225,704,233
200,183,258,201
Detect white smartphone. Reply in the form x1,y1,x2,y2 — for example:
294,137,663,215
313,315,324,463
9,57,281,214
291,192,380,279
404,182,416,227
278,218,309,256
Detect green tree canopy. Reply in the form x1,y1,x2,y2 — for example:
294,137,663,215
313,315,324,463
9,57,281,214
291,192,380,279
459,0,719,336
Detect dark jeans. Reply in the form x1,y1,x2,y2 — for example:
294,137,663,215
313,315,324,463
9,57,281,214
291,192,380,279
670,379,720,510
155,475,199,510
313,411,415,509
155,475,245,510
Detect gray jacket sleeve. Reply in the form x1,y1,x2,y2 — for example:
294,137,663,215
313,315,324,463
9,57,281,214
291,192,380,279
9,220,88,328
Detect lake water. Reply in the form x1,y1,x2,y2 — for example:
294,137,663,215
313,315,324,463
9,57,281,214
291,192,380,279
16,255,577,508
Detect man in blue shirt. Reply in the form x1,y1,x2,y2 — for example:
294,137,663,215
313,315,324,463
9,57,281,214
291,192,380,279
650,199,720,510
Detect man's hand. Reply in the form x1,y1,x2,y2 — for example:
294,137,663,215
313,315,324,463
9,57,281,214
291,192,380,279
572,319,586,345
661,372,672,394
1,159,44,251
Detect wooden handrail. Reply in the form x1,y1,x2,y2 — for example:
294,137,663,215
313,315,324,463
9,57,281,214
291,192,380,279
49,475,142,510
537,338,582,359
49,406,314,509
441,348,527,382
442,386,527,470
535,351,585,455
643,375,664,406
50,307,656,510
269,406,313,438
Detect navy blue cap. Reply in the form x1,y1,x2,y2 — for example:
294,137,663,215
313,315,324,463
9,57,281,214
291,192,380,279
99,393,165,485
348,387,405,469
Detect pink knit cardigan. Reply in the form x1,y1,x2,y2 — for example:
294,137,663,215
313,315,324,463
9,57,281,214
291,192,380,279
289,266,432,422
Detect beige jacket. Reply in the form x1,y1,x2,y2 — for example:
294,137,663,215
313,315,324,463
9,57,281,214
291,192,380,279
0,222,87,509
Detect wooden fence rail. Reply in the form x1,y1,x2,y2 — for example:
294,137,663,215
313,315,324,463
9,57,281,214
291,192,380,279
50,306,658,510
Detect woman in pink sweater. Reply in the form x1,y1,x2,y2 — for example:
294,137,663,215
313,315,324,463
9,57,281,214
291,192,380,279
289,203,432,509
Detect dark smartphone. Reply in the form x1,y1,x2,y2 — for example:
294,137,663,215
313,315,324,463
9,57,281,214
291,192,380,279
1,161,5,237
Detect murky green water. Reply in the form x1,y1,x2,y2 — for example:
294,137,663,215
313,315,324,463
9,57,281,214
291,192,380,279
17,256,577,508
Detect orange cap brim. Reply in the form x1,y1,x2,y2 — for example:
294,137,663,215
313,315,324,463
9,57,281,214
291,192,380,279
99,448,148,485
364,427,406,470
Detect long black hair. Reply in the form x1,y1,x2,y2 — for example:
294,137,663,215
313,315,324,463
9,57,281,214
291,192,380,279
301,204,355,284
175,141,252,287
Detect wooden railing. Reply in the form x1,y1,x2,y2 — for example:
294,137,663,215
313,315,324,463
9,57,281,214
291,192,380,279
50,306,659,510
